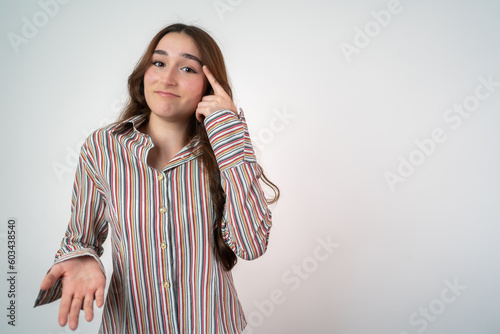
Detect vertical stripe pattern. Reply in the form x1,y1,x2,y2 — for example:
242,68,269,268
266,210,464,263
34,109,272,334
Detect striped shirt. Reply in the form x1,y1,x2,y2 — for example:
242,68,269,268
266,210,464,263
34,109,272,333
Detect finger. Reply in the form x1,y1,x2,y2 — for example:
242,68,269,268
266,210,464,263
41,265,63,290
195,109,205,123
197,100,218,109
203,65,229,97
58,290,73,326
68,296,83,330
95,286,105,308
83,293,94,322
196,102,215,121
200,95,224,104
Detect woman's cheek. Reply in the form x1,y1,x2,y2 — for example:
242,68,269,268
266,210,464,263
188,79,206,100
144,69,156,86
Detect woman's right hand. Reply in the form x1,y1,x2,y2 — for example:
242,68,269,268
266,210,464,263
40,256,106,330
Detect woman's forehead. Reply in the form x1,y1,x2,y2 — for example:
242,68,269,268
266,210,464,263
155,32,201,58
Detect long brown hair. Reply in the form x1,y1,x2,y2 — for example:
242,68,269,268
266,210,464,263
118,23,279,270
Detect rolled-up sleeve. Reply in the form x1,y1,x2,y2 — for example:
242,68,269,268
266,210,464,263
204,109,272,260
34,135,108,307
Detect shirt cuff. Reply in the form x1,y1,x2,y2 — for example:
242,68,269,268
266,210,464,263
204,109,246,171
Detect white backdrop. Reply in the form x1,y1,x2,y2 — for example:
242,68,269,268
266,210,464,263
1,0,500,333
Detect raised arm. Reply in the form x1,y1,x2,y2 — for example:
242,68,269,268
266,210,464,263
197,66,273,260
205,109,272,260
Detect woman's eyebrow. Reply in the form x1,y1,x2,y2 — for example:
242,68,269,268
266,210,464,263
153,49,202,66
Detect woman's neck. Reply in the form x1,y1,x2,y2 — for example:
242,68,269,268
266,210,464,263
139,113,191,169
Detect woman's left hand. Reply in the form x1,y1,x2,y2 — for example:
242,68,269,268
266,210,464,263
196,65,237,122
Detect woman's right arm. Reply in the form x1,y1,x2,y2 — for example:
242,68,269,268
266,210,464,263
35,133,109,329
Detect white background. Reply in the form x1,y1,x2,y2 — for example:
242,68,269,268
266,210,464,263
1,0,500,333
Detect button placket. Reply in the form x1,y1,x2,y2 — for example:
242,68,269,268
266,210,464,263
158,171,168,250
158,170,172,295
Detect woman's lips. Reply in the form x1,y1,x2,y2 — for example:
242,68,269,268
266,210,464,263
155,90,180,97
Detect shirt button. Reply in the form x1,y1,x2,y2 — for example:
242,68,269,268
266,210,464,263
163,281,170,289
159,206,166,213
158,173,164,181
160,242,166,249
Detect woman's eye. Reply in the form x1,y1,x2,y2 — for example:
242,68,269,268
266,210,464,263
181,66,197,73
152,60,164,67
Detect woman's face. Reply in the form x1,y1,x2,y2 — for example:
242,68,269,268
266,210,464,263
144,32,207,124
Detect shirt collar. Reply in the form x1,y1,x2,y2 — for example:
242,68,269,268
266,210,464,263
110,113,203,171
111,113,148,134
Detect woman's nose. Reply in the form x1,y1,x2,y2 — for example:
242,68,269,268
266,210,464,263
161,66,177,86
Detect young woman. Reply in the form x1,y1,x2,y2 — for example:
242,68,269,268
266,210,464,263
35,23,279,333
